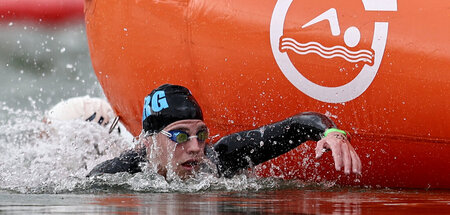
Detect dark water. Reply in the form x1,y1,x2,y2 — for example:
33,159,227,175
0,20,449,214
2,188,450,214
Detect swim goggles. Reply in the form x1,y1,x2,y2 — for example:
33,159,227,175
160,129,209,144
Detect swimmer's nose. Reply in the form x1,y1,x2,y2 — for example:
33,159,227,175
185,138,203,155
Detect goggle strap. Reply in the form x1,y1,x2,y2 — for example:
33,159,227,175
160,130,172,137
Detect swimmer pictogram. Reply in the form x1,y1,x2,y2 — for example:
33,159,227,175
279,8,374,64
270,0,398,103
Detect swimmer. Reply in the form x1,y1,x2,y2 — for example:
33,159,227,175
87,84,361,178
44,96,121,134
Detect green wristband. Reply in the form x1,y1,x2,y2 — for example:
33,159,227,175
324,128,347,137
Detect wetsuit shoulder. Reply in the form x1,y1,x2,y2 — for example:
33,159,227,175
86,148,147,177
207,112,336,178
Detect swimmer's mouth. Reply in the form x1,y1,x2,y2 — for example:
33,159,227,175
181,160,199,169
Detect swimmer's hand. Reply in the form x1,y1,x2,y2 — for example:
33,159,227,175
315,131,362,174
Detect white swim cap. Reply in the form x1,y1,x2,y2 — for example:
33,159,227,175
46,96,115,126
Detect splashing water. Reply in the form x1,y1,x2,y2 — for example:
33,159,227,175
0,105,129,193
0,104,318,194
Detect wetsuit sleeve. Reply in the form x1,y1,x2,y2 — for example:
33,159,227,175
86,148,147,177
208,112,337,178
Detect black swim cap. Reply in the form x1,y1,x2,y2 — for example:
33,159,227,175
142,84,203,133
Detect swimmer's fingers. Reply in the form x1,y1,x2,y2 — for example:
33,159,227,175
322,132,346,172
317,131,362,174
341,139,352,174
315,138,328,159
315,134,342,171
329,138,344,172
349,144,362,174
336,134,362,174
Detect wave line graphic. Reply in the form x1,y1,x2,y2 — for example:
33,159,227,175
281,41,373,59
282,38,372,55
280,37,374,64
282,46,372,63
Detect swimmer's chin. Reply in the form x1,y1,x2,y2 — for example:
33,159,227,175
177,160,204,179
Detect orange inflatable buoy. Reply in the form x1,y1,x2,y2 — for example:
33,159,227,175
84,0,450,188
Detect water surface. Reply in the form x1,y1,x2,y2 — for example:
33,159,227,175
2,188,450,214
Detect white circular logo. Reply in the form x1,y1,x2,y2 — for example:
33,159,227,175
270,0,397,103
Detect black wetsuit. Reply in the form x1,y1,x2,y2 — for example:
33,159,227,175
87,112,337,178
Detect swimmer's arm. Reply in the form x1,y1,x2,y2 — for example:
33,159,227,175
86,148,146,177
209,112,336,178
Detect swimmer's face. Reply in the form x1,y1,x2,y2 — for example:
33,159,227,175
148,119,207,178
